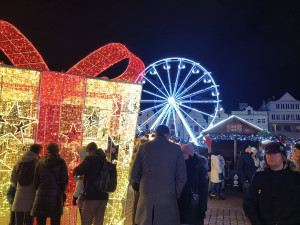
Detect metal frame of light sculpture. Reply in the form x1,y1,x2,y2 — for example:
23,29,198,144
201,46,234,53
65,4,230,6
138,57,221,146
0,20,145,225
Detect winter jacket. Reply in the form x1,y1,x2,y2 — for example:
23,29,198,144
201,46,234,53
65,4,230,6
31,153,68,218
178,154,209,224
131,135,187,225
245,162,300,225
73,149,108,201
238,151,256,183
73,147,86,199
210,155,224,183
10,151,39,212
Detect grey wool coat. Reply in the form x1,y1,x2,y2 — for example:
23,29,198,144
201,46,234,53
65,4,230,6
11,151,39,212
131,135,187,225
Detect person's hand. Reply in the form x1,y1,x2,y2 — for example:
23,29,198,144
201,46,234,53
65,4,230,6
72,196,78,206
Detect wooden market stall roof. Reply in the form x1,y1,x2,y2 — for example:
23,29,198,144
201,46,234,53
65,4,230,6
202,115,263,135
202,116,263,169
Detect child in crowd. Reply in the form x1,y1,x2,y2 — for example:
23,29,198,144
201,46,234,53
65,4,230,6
73,146,86,216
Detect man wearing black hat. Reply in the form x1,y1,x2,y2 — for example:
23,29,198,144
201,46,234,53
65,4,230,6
245,142,300,225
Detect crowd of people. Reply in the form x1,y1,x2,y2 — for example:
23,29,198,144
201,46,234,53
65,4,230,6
6,125,300,225
9,143,68,225
7,142,109,225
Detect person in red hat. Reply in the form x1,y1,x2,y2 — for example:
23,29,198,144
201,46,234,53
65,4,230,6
245,142,300,225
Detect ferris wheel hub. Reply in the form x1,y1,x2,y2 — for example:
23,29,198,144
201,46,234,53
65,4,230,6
168,97,175,104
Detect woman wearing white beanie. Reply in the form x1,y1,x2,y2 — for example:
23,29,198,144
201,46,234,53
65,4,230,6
208,151,225,200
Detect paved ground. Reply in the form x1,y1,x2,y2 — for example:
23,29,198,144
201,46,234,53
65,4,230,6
125,188,251,225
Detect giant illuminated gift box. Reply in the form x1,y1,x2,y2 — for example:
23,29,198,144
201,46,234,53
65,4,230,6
0,20,145,224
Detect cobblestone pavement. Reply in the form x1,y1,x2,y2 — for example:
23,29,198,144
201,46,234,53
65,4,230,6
125,188,251,225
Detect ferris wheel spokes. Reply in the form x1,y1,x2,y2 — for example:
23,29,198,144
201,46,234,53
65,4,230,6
138,104,168,131
177,106,205,130
173,66,194,97
175,73,207,99
172,107,178,137
180,100,221,104
139,102,167,114
143,90,167,100
143,76,169,98
179,104,214,118
164,61,173,96
176,85,217,100
166,108,172,127
161,107,171,126
150,105,170,130
152,66,170,97
173,64,183,97
141,100,166,103
173,105,198,145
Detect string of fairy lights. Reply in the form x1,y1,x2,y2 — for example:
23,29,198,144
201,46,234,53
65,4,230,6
0,20,145,225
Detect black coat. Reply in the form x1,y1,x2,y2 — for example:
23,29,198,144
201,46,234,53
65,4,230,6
178,154,209,224
238,152,256,183
245,165,300,225
31,153,68,218
74,149,108,200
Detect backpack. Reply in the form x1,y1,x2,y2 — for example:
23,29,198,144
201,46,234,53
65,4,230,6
17,160,35,186
94,161,117,193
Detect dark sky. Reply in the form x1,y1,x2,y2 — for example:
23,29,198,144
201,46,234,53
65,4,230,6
1,0,299,112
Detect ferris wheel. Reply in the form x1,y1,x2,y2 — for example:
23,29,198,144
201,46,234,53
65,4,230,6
137,57,221,145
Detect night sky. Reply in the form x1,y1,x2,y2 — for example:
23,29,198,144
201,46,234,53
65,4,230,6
1,0,299,112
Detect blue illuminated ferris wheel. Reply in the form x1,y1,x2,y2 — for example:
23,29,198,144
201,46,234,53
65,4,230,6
137,57,221,145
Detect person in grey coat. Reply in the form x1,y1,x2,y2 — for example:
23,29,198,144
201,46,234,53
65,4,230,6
131,125,187,225
11,144,42,225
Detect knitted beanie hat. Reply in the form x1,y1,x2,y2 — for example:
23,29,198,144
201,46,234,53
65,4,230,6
182,143,194,156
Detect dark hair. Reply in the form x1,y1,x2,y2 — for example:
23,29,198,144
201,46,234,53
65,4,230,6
242,142,252,151
46,143,59,154
30,144,42,154
156,125,169,136
86,142,98,152
211,151,221,156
